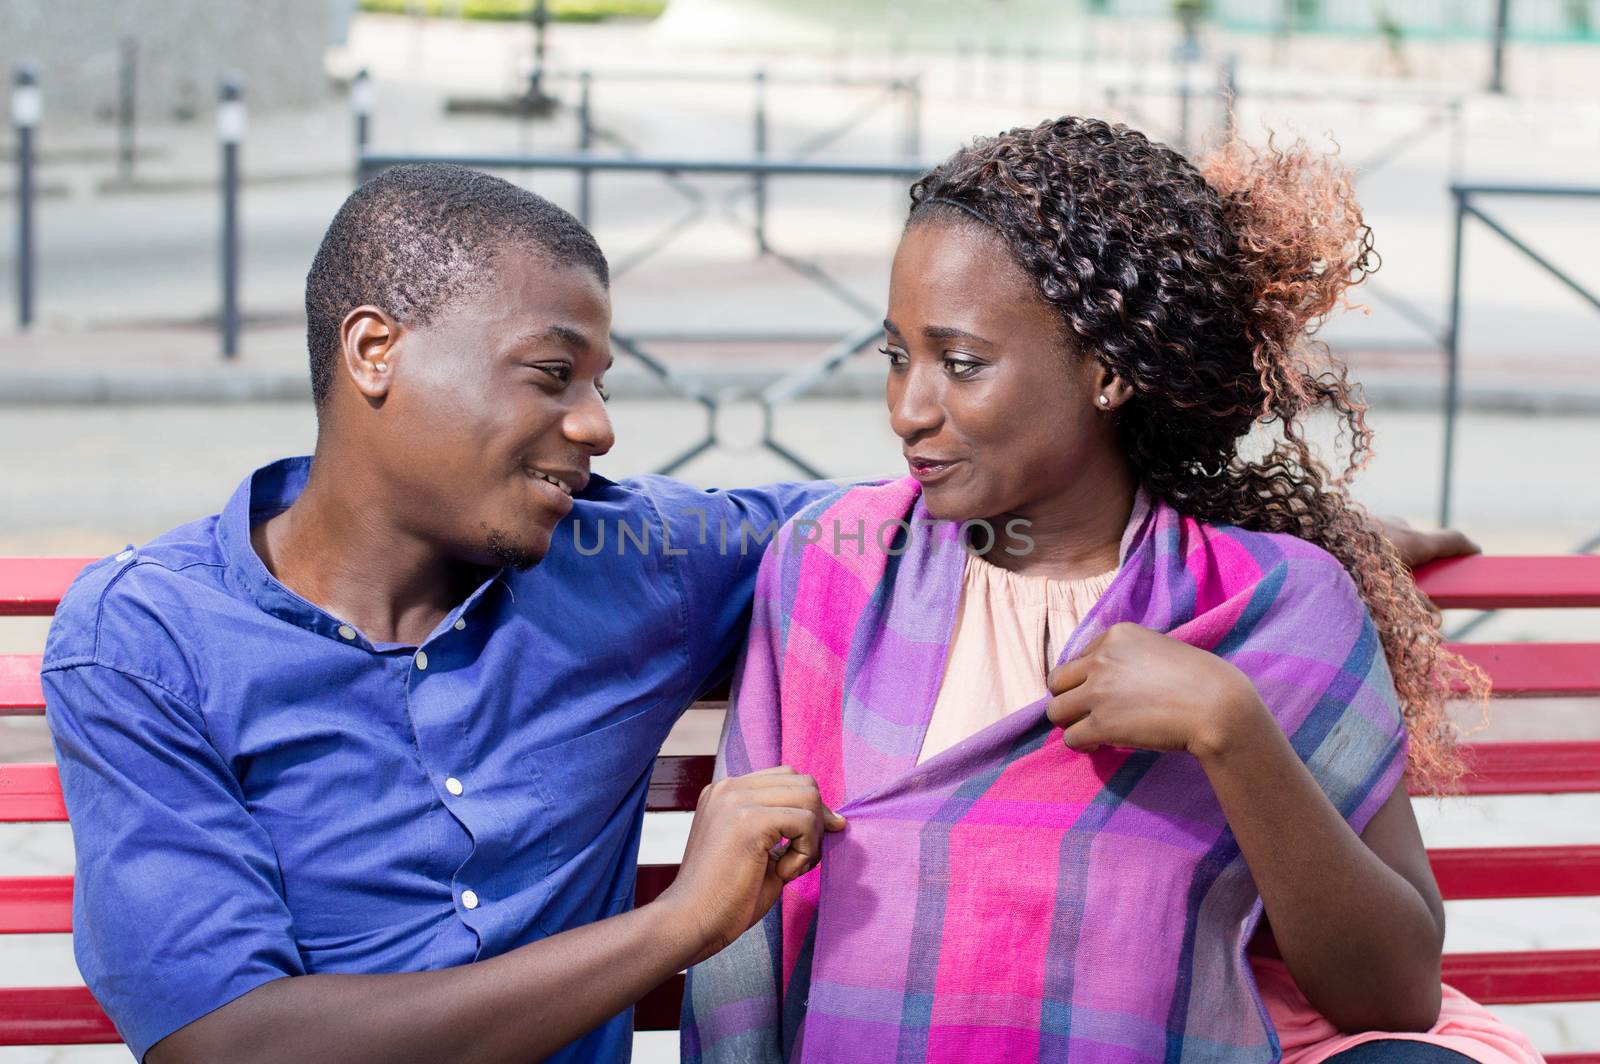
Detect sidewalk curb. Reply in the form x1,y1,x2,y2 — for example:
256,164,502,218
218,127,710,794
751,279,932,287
4,368,1599,413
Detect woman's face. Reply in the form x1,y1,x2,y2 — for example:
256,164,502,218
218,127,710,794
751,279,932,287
884,218,1120,526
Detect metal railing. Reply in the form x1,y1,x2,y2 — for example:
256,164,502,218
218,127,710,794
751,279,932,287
359,149,927,479
1439,183,1600,528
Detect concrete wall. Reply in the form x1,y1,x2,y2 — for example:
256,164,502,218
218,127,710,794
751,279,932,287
0,0,353,127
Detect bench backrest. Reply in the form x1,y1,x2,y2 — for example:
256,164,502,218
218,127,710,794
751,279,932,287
2,555,1598,1058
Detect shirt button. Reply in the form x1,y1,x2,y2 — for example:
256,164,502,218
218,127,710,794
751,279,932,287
115,549,134,562
445,777,464,796
453,618,466,631
337,625,357,641
415,650,429,671
461,889,479,910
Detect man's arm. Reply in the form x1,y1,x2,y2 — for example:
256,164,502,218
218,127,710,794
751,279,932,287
655,477,843,695
151,767,843,1064
45,659,841,1064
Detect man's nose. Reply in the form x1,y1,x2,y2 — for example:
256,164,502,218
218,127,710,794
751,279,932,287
565,387,615,456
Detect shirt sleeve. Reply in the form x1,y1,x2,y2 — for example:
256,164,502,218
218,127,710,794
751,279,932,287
43,661,305,1061
646,477,843,696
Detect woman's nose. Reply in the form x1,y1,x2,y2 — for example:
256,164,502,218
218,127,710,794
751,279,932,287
888,365,942,442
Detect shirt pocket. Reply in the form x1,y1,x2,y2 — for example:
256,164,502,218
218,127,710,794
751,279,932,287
522,705,663,934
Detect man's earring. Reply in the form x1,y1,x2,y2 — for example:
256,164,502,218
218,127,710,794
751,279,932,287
1097,394,1110,407
374,362,389,373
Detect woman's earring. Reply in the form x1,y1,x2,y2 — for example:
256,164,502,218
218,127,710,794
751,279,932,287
374,362,389,373
1097,394,1110,407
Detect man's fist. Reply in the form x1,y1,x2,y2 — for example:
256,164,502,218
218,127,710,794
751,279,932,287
659,766,845,966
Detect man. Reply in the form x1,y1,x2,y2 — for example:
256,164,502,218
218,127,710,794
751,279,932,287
44,164,843,1064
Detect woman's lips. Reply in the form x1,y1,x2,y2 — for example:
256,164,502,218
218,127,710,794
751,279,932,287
907,457,962,485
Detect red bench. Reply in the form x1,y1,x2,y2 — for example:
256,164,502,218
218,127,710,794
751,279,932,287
3,554,1599,1058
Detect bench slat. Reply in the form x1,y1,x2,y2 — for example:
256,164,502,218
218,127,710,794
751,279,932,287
1431,847,1600,899
6,743,1596,825
0,644,1591,717
1448,643,1600,696
0,982,688,1045
0,654,45,715
0,764,65,822
9,556,1598,617
0,643,1590,717
5,961,1596,1047
0,987,119,1045
1442,742,1600,796
635,864,677,908
0,876,71,934
1443,949,1600,1005
636,975,685,1031
1415,555,1600,609
9,845,1595,937
0,558,94,618
648,755,714,813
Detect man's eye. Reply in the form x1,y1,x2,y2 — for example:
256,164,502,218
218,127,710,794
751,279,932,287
596,382,610,403
537,363,572,384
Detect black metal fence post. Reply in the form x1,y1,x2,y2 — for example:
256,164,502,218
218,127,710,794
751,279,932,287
1489,0,1511,93
117,38,137,182
753,70,769,255
1218,55,1238,138
1440,188,1468,526
12,63,40,331
900,75,922,162
352,67,372,183
218,74,245,359
577,70,593,227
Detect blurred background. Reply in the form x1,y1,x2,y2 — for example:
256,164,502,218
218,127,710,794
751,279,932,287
1,1,1597,1060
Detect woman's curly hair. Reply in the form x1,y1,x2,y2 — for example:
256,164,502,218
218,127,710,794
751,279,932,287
910,116,1482,792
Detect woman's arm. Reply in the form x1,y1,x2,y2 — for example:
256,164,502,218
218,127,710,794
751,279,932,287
1197,708,1444,1031
1047,623,1444,1033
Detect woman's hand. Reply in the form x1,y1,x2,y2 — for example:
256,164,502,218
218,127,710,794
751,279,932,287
1045,622,1269,759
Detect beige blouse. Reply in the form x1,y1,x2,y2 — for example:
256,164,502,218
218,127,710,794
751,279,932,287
916,553,1118,765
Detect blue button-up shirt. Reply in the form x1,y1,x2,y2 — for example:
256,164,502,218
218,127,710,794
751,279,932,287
43,456,830,1062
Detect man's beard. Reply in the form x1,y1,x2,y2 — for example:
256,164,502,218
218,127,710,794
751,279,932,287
486,529,539,572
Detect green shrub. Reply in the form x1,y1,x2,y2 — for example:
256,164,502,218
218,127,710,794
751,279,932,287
357,0,667,23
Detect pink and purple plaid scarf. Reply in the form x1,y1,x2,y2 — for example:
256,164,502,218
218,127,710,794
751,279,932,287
683,477,1407,1063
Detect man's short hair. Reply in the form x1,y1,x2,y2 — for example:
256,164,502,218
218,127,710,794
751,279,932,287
304,163,610,408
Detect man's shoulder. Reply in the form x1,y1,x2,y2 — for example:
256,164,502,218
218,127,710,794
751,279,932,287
567,474,843,548
44,515,227,677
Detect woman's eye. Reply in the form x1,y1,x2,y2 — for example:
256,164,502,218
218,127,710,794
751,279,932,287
945,358,984,380
596,382,611,403
879,346,907,366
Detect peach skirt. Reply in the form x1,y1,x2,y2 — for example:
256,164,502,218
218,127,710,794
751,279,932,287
1252,956,1546,1063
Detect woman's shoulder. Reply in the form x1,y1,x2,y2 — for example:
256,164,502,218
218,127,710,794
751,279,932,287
1186,514,1364,608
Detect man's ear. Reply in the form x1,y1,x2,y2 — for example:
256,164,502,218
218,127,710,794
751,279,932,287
1092,365,1135,412
339,306,400,401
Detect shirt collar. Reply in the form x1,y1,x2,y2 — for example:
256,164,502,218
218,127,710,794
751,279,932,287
216,456,503,649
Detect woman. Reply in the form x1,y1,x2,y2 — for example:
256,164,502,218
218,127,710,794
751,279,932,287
682,117,1541,1063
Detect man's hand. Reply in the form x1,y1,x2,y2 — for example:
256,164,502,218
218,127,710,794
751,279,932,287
659,766,846,965
1373,515,1480,571
1045,622,1269,761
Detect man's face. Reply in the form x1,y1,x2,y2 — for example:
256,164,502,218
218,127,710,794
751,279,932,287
376,247,615,569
